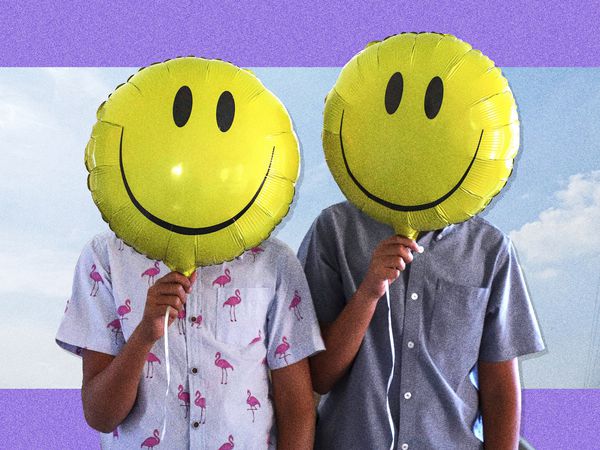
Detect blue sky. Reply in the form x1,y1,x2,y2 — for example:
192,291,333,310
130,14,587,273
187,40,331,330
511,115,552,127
0,67,599,388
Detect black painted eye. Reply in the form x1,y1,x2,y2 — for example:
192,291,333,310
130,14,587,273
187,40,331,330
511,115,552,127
424,76,443,119
385,72,403,115
216,91,235,132
173,86,193,127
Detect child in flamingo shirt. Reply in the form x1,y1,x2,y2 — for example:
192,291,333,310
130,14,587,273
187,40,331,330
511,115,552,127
56,232,324,449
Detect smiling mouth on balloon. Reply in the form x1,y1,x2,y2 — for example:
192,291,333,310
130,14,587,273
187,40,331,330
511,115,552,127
119,128,275,235
338,110,484,212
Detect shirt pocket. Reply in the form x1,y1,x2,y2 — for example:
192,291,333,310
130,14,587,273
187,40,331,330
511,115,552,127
427,277,490,391
215,287,273,348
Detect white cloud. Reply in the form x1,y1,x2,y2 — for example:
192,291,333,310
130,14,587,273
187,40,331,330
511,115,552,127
510,170,600,277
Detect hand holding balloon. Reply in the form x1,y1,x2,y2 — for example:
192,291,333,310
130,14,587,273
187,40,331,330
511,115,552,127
359,236,423,301
136,271,197,345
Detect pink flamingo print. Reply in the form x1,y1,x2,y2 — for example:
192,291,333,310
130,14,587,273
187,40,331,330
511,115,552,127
218,435,235,450
106,319,123,344
212,268,232,287
178,384,191,418
117,239,124,251
177,304,186,335
215,352,234,385
223,289,242,322
249,246,264,261
246,389,261,423
140,429,160,449
274,336,291,365
146,352,161,379
64,298,70,313
141,261,161,285
249,330,262,345
191,314,203,328
117,298,132,321
112,428,119,439
194,390,207,424
89,264,104,296
289,290,303,321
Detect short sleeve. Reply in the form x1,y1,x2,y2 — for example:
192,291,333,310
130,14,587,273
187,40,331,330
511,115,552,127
478,238,545,362
56,237,125,357
266,244,325,370
297,213,346,324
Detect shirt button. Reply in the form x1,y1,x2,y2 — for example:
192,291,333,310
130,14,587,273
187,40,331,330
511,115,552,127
401,444,409,450
192,421,200,429
190,316,197,323
410,292,419,300
404,392,412,400
191,367,198,374
407,341,415,349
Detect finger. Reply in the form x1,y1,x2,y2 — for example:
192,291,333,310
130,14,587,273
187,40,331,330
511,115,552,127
155,272,192,291
155,283,188,303
380,255,406,271
155,295,184,311
380,244,414,263
188,271,198,287
383,268,401,282
387,235,423,253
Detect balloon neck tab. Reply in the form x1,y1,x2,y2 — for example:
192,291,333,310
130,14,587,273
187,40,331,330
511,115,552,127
392,224,419,241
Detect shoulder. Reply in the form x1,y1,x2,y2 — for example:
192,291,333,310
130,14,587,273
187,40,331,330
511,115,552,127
316,201,359,224
261,238,299,264
79,231,128,269
310,201,381,235
462,216,512,261
82,231,116,259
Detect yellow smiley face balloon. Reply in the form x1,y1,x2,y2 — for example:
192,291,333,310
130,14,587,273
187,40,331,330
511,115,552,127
86,57,299,275
323,33,519,239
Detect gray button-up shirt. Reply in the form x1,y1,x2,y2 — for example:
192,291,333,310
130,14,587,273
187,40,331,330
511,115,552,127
298,202,545,450
56,232,324,449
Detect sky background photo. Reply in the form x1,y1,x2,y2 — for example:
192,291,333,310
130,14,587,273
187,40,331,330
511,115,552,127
0,66,599,389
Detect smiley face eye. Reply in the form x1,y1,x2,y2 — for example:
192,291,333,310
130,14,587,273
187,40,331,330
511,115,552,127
173,86,193,127
385,72,404,115
216,91,235,132
424,76,443,119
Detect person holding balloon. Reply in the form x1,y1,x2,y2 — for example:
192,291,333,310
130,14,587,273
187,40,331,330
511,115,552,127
299,33,545,449
56,57,324,449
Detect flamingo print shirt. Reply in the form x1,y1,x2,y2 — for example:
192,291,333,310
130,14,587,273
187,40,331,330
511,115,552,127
56,232,325,449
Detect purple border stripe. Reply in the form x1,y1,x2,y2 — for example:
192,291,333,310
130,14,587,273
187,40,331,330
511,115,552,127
0,389,598,449
0,390,97,450
521,389,600,449
1,1,599,67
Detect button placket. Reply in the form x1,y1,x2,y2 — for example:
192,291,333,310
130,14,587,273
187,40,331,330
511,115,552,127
186,268,204,446
398,237,428,447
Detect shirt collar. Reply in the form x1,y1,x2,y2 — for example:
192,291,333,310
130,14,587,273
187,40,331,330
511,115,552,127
434,223,456,241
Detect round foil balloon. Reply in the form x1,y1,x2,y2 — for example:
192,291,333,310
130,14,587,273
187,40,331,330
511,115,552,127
86,57,299,274
323,33,519,239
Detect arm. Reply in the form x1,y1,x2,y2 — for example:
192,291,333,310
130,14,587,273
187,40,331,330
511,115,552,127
271,358,316,450
478,358,521,450
82,330,154,432
309,236,422,394
81,271,195,432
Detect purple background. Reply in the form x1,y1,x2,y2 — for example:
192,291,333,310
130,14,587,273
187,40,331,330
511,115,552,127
1,1,599,448
1,1,599,67
0,390,598,449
